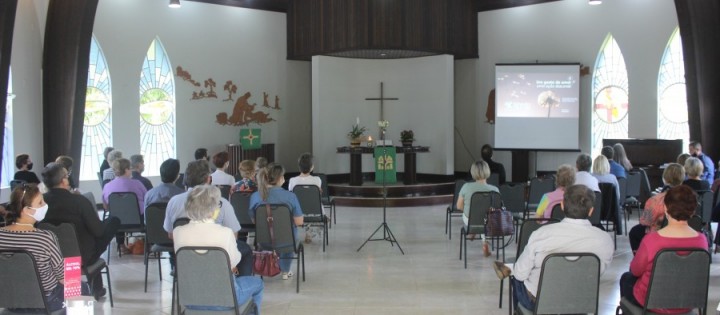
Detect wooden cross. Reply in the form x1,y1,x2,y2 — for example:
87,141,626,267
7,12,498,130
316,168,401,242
365,82,398,136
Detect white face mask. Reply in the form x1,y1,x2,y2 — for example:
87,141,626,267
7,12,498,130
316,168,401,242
28,204,49,222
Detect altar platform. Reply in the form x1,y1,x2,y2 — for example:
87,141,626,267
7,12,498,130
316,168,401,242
328,177,454,207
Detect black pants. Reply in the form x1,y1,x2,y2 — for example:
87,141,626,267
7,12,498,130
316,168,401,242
628,224,647,253
85,216,121,293
619,272,642,306
236,239,254,276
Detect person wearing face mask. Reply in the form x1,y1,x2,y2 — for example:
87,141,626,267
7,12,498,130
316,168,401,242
249,163,304,280
0,184,66,310
13,153,41,184
688,141,714,185
42,162,120,300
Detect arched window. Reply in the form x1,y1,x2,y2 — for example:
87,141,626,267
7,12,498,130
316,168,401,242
139,38,176,176
657,28,688,148
591,34,629,157
3,69,14,188
81,35,112,181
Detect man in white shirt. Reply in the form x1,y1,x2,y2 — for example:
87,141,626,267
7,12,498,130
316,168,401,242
574,153,600,192
498,184,614,311
288,153,322,192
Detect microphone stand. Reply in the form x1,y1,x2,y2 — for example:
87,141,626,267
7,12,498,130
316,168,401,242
357,129,405,254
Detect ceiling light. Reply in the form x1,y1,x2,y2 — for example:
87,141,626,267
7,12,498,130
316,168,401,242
169,0,181,8
588,0,602,5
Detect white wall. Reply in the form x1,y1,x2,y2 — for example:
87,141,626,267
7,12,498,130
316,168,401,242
3,0,47,201
75,0,311,197
312,55,454,175
464,0,679,176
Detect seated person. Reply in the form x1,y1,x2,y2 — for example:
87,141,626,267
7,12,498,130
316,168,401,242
592,155,620,200
99,146,114,177
210,151,235,186
249,163,304,280
535,164,575,219
614,143,634,172
130,154,153,190
602,146,626,179
42,163,120,299
145,158,185,205
102,158,148,252
480,144,506,185
457,160,499,256
102,150,123,181
682,157,710,192
628,163,684,253
55,155,78,190
288,153,321,192
0,185,68,310
14,153,40,184
173,185,263,311
494,185,614,311
620,185,708,313
574,153,600,192
194,148,209,161
231,160,257,194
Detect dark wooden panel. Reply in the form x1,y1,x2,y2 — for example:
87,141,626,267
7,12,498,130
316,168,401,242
0,0,17,186
42,0,99,186
368,0,404,48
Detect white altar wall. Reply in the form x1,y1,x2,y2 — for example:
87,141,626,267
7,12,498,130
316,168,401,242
312,55,454,175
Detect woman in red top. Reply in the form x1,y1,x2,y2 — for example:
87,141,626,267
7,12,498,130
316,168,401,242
619,185,708,314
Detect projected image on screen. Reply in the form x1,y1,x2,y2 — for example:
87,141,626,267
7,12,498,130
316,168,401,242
496,72,579,118
494,64,581,150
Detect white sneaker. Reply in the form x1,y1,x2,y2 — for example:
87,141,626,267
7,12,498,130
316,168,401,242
282,271,294,280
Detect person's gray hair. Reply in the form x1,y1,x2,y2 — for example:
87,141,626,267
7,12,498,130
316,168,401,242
41,162,68,188
185,159,211,187
130,154,144,169
592,155,610,175
563,184,595,219
184,185,221,221
556,164,576,188
576,154,592,172
107,150,123,164
470,160,491,181
684,157,704,178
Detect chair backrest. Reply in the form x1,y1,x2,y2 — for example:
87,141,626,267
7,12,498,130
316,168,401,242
108,192,142,226
292,185,324,216
82,192,97,209
254,204,296,254
36,222,82,258
229,192,255,225
9,180,26,192
450,180,466,211
145,203,172,245
696,190,713,223
316,173,331,200
499,182,526,215
617,177,628,203
534,253,600,314
550,204,565,221
528,177,555,210
589,191,603,225
599,182,618,222
644,248,710,311
217,185,231,200
175,173,186,190
625,172,642,197
0,249,51,311
516,218,558,258
174,217,190,228
176,247,239,313
467,191,502,227
487,173,500,187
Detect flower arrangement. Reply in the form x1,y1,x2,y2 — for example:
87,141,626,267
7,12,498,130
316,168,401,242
378,120,389,131
348,124,367,139
400,130,415,142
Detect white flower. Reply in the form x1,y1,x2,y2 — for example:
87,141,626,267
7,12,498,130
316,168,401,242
378,120,389,128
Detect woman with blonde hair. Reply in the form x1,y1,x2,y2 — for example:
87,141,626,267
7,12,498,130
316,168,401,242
456,160,500,256
248,163,304,280
535,165,575,219
592,155,620,200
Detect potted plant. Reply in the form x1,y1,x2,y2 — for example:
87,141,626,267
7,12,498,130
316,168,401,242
348,124,367,147
400,130,415,147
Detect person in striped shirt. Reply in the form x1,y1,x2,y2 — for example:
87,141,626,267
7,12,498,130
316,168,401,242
0,184,65,311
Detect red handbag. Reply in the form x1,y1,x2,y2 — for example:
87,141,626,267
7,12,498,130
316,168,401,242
252,204,281,277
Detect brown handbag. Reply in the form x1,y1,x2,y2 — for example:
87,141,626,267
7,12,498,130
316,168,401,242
252,204,281,277
486,206,515,237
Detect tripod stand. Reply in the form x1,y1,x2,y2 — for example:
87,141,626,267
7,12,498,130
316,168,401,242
357,133,404,255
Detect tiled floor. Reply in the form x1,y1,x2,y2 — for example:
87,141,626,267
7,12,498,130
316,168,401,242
93,205,720,315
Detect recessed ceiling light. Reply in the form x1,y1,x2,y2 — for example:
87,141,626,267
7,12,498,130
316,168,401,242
589,0,602,5
169,0,181,8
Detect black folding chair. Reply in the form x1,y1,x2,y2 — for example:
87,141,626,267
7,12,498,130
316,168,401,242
217,185,231,200
459,191,503,268
0,249,62,314
255,204,305,293
446,180,467,240
143,203,174,292
526,177,555,219
500,182,526,241
293,185,329,251
107,192,145,264
316,173,336,227
230,192,256,236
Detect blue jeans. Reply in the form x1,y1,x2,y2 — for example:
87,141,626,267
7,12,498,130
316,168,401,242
186,276,264,314
511,278,536,311
277,229,298,273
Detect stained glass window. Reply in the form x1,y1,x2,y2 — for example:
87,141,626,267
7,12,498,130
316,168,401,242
2,69,14,188
80,35,112,181
591,34,629,157
139,38,176,177
657,28,688,148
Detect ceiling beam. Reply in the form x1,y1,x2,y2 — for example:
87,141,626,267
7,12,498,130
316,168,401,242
475,0,562,12
184,0,287,13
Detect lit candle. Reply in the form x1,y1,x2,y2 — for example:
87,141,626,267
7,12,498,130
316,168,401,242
356,117,360,125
